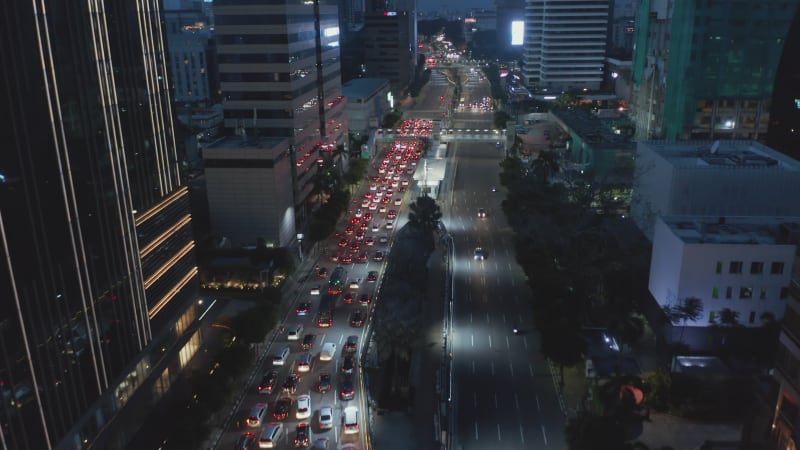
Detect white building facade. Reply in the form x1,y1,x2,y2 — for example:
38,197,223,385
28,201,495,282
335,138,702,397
649,216,798,328
341,78,390,134
631,140,800,240
522,0,610,91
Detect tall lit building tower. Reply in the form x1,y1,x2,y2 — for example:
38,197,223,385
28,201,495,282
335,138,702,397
630,0,800,141
363,0,418,95
522,0,610,92
214,0,348,234
0,1,200,449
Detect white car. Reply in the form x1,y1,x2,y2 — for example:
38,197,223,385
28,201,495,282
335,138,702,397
401,179,410,186
296,395,311,419
310,285,320,295
371,224,380,232
369,184,378,191
473,247,487,261
343,406,359,434
320,342,337,361
318,405,334,429
385,221,394,230
378,205,387,213
272,347,291,366
348,280,360,289
393,198,402,206
368,202,378,211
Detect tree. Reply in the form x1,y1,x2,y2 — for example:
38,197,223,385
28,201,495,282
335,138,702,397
407,196,442,233
540,324,586,387
662,297,703,343
493,110,512,129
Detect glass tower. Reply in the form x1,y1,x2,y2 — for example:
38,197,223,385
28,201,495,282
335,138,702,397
0,1,199,448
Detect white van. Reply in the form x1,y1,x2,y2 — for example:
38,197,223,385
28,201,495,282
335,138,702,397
320,342,337,361
246,403,268,427
258,422,283,448
343,406,359,434
287,324,303,341
272,347,290,366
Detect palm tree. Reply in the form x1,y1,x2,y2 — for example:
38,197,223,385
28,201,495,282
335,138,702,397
540,323,586,387
407,196,442,232
662,297,703,343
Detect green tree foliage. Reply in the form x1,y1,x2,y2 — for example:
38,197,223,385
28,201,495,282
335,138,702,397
308,187,350,242
382,110,403,128
408,68,432,97
407,195,443,233
565,411,625,450
344,158,369,186
540,324,586,386
493,110,512,130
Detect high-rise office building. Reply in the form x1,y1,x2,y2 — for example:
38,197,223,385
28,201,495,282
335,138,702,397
362,0,418,95
213,0,348,236
0,1,200,449
630,0,800,141
768,7,800,161
163,7,218,106
522,0,610,92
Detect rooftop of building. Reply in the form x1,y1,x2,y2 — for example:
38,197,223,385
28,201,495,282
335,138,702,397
660,215,800,246
342,78,389,100
639,140,800,171
202,135,289,159
550,108,634,150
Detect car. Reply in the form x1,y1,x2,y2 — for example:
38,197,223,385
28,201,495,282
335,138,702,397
339,376,355,400
340,253,353,264
343,226,353,235
294,423,310,447
348,279,360,290
350,311,365,328
354,208,363,218
301,333,316,350
311,438,330,450
477,208,487,218
387,210,397,219
320,342,337,361
358,294,372,305
317,267,328,278
287,324,303,341
318,405,334,430
378,236,389,244
369,183,378,191
273,398,292,420
344,335,359,353
296,302,311,316
349,242,360,252
371,223,380,232
393,198,402,205
473,247,487,261
330,252,340,262
356,252,369,263
296,394,311,419
354,231,365,241
317,373,332,393
363,212,373,221
235,432,258,450
257,370,279,395
368,202,378,211
380,196,391,204
365,236,375,246
401,179,410,186
296,351,313,373
310,285,321,295
343,292,354,304
496,141,503,148
367,271,378,282
359,222,369,232
282,374,299,394
372,251,385,262
247,403,269,427
360,199,370,208
342,354,356,374
385,221,394,230
343,406,359,434
272,347,290,366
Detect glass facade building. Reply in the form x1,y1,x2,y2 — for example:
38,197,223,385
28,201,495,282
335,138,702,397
0,1,199,448
631,0,800,140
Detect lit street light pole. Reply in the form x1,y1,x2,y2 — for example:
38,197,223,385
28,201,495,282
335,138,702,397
296,233,304,262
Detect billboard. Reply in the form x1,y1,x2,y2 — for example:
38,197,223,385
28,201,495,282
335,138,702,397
511,20,524,46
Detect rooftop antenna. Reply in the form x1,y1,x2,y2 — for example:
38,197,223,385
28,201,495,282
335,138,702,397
710,140,720,154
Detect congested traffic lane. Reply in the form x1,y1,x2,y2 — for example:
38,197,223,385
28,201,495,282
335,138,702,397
223,134,424,450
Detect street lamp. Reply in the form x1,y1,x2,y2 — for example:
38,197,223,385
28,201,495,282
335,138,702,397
296,233,304,261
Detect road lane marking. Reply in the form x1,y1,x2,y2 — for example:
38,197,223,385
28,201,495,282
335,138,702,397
475,422,479,440
338,335,344,344
471,334,474,347
514,393,520,410
520,425,525,445
536,395,541,411
486,312,490,324
509,362,514,377
506,336,510,349
470,313,473,323
508,263,512,271
542,425,548,445
472,360,476,374
497,424,501,441
491,362,495,375
502,314,507,323
488,335,492,348
523,337,528,349
529,363,534,378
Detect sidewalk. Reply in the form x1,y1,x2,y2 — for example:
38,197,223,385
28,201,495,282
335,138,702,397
372,242,446,450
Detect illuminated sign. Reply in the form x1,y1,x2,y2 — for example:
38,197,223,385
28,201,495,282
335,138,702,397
383,11,397,16
511,21,524,46
465,18,477,23
795,98,800,110
323,27,339,37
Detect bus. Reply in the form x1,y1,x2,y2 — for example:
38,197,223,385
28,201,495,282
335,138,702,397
328,266,346,295
316,294,336,328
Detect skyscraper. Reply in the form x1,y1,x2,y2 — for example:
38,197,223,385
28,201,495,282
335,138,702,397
213,0,348,237
0,1,200,449
362,0,418,95
522,0,610,92
630,0,800,141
